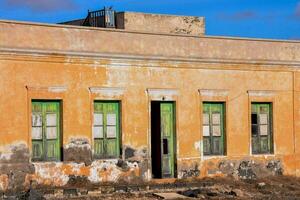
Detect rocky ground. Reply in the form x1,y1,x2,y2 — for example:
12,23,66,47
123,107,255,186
7,176,300,199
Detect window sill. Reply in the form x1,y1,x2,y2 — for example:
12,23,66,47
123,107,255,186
250,153,275,158
31,160,62,164
202,155,227,161
92,158,120,161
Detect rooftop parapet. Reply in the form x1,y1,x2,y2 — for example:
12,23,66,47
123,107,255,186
60,8,205,36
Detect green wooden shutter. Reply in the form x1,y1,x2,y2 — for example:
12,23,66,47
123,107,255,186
93,101,120,159
94,103,105,158
32,102,44,161
31,101,61,161
202,102,225,155
160,102,175,178
44,102,60,161
251,103,272,154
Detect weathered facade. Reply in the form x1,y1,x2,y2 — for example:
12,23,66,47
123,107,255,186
1,11,300,193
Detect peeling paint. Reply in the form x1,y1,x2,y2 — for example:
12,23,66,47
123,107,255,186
64,138,92,165
34,163,70,186
194,140,202,152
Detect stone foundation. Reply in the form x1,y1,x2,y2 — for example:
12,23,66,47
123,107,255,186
0,143,292,193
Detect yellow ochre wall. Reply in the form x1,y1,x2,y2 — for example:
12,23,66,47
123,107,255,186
0,20,300,191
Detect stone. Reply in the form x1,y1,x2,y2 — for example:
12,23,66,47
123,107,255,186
257,182,266,188
88,190,102,196
153,192,189,199
232,189,244,197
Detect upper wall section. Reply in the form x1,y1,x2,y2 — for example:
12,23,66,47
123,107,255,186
0,20,300,64
116,12,205,35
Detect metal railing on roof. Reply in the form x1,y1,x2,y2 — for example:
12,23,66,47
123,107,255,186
83,7,116,28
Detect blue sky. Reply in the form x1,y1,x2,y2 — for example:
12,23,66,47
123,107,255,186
0,0,300,40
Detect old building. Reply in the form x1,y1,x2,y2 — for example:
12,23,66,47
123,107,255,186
1,8,300,192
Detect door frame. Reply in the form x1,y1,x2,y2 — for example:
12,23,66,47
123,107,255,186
149,100,177,179
147,88,179,180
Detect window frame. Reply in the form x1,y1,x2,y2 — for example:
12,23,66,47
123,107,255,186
31,100,62,162
202,102,226,156
251,102,273,155
93,100,121,159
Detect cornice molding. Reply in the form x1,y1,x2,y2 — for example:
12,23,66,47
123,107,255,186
199,89,229,97
247,90,276,97
26,86,67,93
1,47,300,70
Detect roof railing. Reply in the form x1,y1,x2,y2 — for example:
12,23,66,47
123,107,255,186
83,7,116,28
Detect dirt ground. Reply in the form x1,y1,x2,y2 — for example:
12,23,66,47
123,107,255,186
16,176,300,199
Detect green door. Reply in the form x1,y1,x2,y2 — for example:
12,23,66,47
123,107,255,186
160,102,175,178
93,101,120,159
31,101,61,161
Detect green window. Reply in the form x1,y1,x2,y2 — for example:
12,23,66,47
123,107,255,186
251,103,273,154
31,101,61,161
93,101,120,159
202,102,225,155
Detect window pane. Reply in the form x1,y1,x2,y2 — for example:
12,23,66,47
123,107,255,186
212,125,221,136
252,136,259,153
93,126,103,138
203,137,210,155
46,142,57,158
213,137,220,154
251,113,258,124
32,143,42,158
203,125,210,136
259,114,268,125
46,127,57,139
94,113,103,126
260,136,269,153
251,125,258,136
32,113,42,126
260,125,268,136
203,113,209,125
212,113,221,125
107,113,116,125
107,126,117,138
94,139,104,157
163,139,168,154
32,127,42,140
46,114,57,126
260,106,268,113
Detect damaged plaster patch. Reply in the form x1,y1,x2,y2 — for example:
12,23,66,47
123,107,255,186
64,138,92,165
88,160,121,183
88,159,140,183
216,159,284,180
124,146,147,160
170,16,205,35
0,174,8,191
34,163,69,186
194,140,202,152
0,143,35,192
0,142,30,163
178,162,200,179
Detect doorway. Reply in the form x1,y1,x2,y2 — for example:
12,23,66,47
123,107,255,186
151,101,176,178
